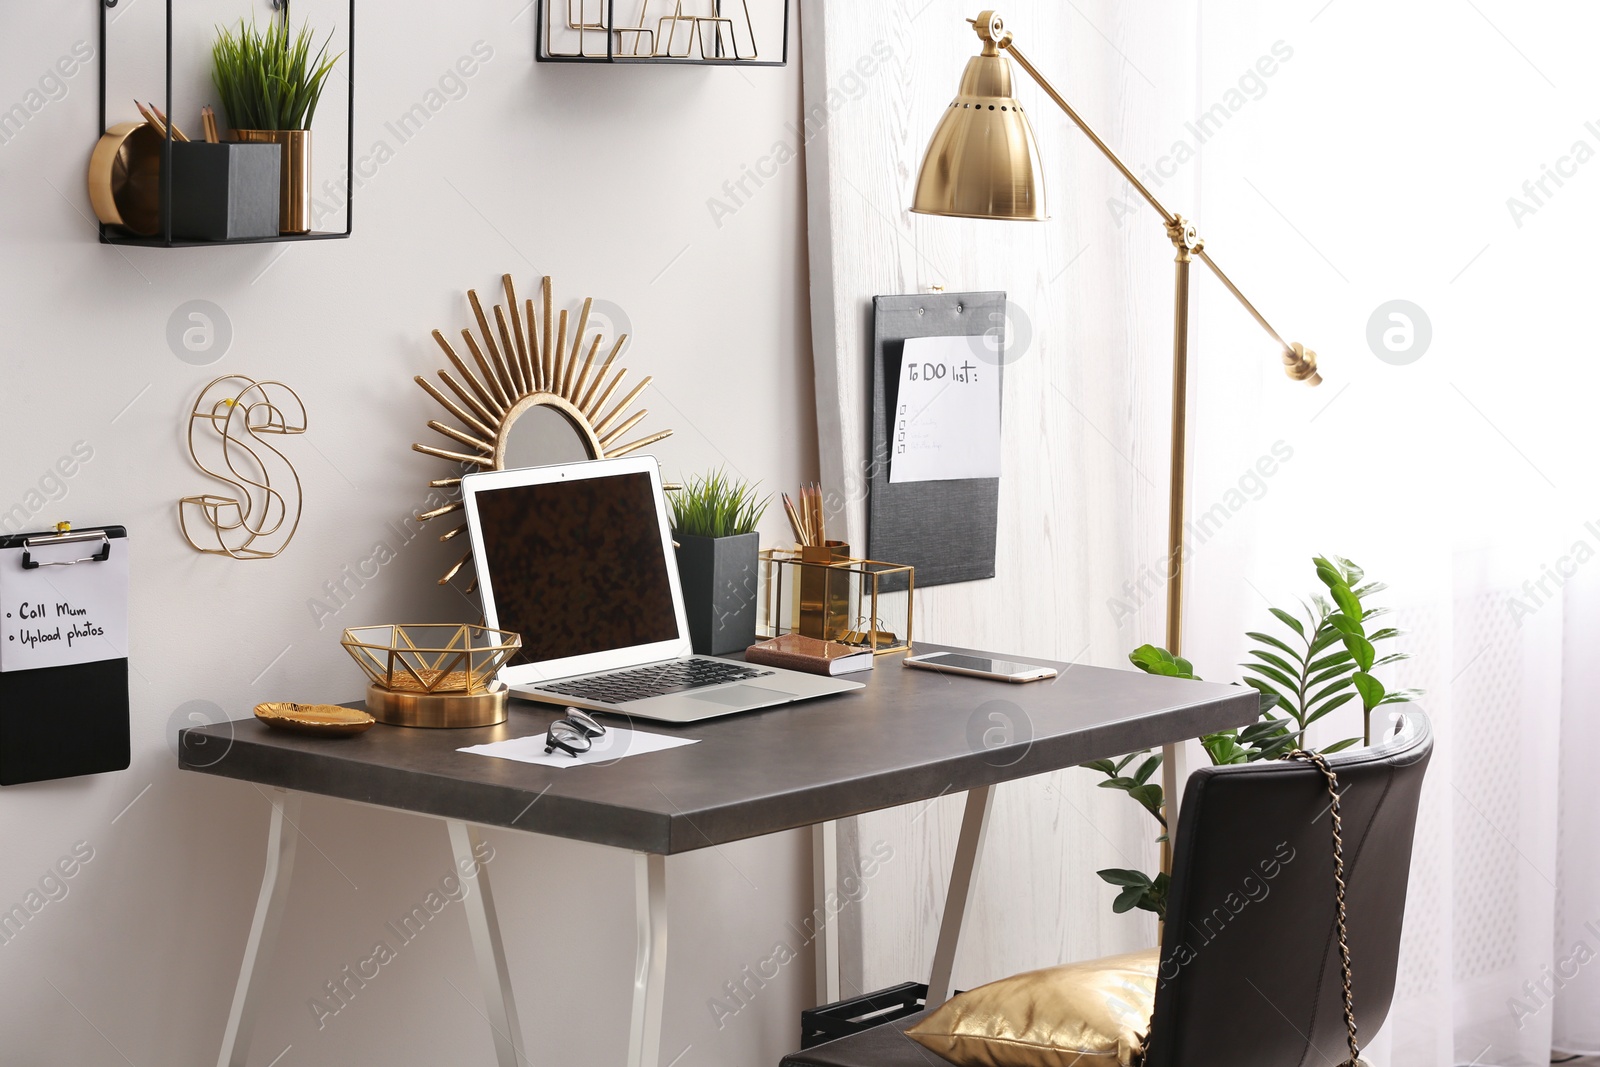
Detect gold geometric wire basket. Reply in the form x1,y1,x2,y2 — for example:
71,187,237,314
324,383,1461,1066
340,624,521,727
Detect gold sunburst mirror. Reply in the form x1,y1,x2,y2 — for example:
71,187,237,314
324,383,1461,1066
413,273,673,588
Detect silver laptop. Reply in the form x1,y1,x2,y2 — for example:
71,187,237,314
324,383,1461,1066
460,456,864,723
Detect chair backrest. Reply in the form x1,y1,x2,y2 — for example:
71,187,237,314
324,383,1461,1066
1147,711,1433,1067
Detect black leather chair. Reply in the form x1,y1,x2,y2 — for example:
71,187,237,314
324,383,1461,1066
781,711,1433,1067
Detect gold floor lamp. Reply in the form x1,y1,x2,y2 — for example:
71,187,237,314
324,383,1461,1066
911,10,1323,869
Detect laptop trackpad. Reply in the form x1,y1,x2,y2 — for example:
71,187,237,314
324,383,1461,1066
690,684,792,707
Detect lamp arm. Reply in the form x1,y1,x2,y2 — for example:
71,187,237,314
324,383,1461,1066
1003,39,1319,384
1004,42,1176,227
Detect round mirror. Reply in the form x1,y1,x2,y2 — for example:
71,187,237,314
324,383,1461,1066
495,396,599,468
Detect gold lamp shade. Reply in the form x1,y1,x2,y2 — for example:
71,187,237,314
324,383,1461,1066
911,38,1045,221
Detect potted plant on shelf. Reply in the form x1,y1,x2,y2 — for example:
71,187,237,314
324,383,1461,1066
211,11,341,234
670,471,770,656
1085,556,1419,919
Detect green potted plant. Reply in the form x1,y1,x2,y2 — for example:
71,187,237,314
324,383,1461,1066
669,471,770,655
211,11,341,234
1085,556,1419,919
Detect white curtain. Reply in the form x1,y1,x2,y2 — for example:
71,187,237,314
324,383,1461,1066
1185,0,1600,1063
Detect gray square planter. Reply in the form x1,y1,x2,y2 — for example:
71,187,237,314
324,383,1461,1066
674,531,760,655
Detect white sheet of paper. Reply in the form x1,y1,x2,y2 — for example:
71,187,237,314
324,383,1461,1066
0,537,129,673
458,726,699,769
890,334,1002,483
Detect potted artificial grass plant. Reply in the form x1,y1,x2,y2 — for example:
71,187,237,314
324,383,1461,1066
211,11,341,234
670,471,770,656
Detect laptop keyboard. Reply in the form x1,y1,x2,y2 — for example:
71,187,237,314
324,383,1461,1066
539,658,774,705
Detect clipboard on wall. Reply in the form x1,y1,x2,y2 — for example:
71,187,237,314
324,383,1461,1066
0,525,131,785
868,292,1004,588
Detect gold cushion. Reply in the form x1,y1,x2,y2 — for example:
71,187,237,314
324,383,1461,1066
905,948,1157,1067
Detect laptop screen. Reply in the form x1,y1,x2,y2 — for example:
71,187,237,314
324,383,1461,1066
471,470,679,668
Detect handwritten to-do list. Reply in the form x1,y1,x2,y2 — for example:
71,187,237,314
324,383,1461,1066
890,334,1002,484
0,538,129,673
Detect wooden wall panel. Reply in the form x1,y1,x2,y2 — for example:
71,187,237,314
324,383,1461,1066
801,0,1199,994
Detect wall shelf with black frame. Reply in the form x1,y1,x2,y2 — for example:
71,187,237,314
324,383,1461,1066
95,0,355,247
535,0,788,66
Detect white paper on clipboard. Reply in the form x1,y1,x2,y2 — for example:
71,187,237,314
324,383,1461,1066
0,534,129,673
889,335,1002,484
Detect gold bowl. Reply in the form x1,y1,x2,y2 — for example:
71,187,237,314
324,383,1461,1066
340,624,521,728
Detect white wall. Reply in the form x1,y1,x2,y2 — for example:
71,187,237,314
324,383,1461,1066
0,2,820,1065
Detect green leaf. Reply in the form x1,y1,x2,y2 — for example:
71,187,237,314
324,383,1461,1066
1241,719,1290,743
1269,607,1306,638
1243,676,1295,709
1306,662,1357,689
1340,558,1366,584
1352,581,1387,598
1343,633,1376,672
1096,778,1136,791
1240,661,1300,694
1308,649,1353,672
1257,689,1281,715
1097,868,1152,888
1081,759,1117,775
1379,688,1422,705
1304,691,1356,724
1307,676,1355,708
1128,644,1196,679
1246,631,1300,657
1332,585,1363,622
1202,732,1247,765
1112,885,1147,913
1253,735,1300,761
1133,755,1161,785
1126,783,1166,823
1311,624,1350,653
1246,648,1302,678
1325,613,1359,637
1368,627,1403,642
1372,652,1411,668
1351,671,1385,709
1321,737,1362,754
1113,753,1141,773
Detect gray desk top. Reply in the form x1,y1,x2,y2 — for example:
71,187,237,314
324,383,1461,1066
179,645,1257,854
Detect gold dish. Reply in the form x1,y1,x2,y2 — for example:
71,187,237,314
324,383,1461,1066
254,702,375,736
88,121,162,235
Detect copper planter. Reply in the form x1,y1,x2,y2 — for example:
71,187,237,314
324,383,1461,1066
233,129,311,233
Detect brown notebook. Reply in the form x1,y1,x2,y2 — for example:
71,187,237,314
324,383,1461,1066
745,634,874,676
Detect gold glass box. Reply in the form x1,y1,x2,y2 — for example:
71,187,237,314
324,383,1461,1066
759,548,914,654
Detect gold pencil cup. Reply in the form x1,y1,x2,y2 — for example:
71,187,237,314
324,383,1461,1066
799,540,852,641
233,129,311,233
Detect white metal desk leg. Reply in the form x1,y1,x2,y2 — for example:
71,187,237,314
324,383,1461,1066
217,789,301,1067
811,821,841,1005
448,820,526,1067
927,785,993,1006
628,853,667,1067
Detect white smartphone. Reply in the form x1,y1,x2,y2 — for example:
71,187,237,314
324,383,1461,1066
902,650,1058,683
